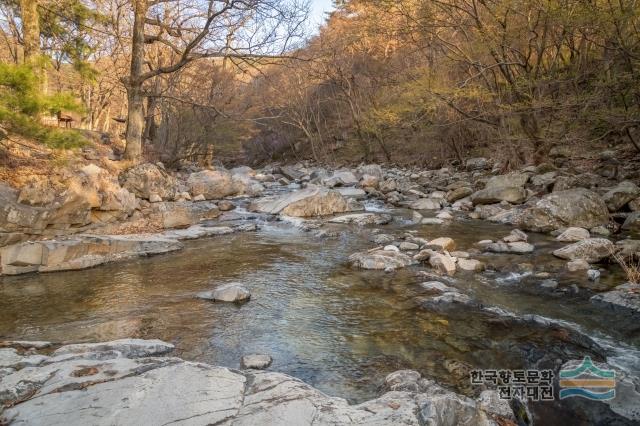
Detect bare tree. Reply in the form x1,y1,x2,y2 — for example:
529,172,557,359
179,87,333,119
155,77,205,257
121,0,309,161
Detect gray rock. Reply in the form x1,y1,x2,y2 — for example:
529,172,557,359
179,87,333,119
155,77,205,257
241,354,273,370
503,229,528,243
587,269,601,281
322,171,359,187
187,169,239,200
349,248,416,270
409,198,443,210
591,283,640,318
556,227,590,242
1,235,183,275
567,259,590,271
485,172,529,189
53,339,175,358
120,163,177,201
249,186,349,217
198,283,251,303
328,213,392,226
446,187,473,203
465,157,489,171
603,181,640,212
429,252,457,276
0,339,515,426
471,187,527,205
552,238,614,263
457,258,485,272
519,189,610,232
622,212,640,232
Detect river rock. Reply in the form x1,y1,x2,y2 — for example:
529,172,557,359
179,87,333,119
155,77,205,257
518,189,610,232
447,186,473,203
420,281,457,294
503,229,528,243
409,198,442,210
471,187,527,205
399,242,419,251
486,172,529,189
457,258,485,272
250,186,349,217
465,157,489,171
335,187,367,199
278,165,305,181
484,241,534,254
427,237,456,251
218,200,236,211
349,248,416,270
329,213,392,226
240,354,273,370
357,164,384,179
359,174,380,189
0,235,183,275
556,227,590,242
120,163,177,201
552,238,614,263
429,252,456,276
603,181,640,212
187,170,238,200
591,283,640,318
198,283,251,303
567,259,590,271
52,339,175,358
323,170,359,187
622,212,640,232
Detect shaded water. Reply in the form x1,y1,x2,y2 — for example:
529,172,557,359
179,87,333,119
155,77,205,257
1,208,638,424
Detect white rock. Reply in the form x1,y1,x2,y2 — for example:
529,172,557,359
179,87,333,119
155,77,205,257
241,354,273,370
556,227,590,242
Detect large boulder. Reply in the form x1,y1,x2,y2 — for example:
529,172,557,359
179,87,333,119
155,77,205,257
120,163,177,201
602,181,640,212
470,187,527,205
518,189,610,232
187,170,238,200
485,172,529,189
552,238,614,263
249,186,349,217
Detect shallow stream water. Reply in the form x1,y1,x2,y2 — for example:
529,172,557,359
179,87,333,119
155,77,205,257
1,204,638,425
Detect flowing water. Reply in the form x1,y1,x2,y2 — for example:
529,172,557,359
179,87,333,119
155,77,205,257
1,204,638,425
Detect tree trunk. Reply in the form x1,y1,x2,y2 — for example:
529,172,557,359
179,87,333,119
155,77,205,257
123,0,147,162
20,0,46,93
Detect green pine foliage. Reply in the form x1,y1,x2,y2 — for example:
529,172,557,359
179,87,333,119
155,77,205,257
0,62,86,149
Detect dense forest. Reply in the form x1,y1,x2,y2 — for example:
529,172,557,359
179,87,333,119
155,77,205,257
0,0,638,167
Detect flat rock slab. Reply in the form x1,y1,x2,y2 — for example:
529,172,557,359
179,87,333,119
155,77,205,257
591,283,640,318
0,339,515,426
1,235,183,275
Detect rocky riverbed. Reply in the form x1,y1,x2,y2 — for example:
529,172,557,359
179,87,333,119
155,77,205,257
1,157,640,424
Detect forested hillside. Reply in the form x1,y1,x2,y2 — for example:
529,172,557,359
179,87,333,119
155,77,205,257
1,0,638,168
245,0,640,166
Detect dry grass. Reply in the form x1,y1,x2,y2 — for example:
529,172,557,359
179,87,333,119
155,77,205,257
611,251,640,285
